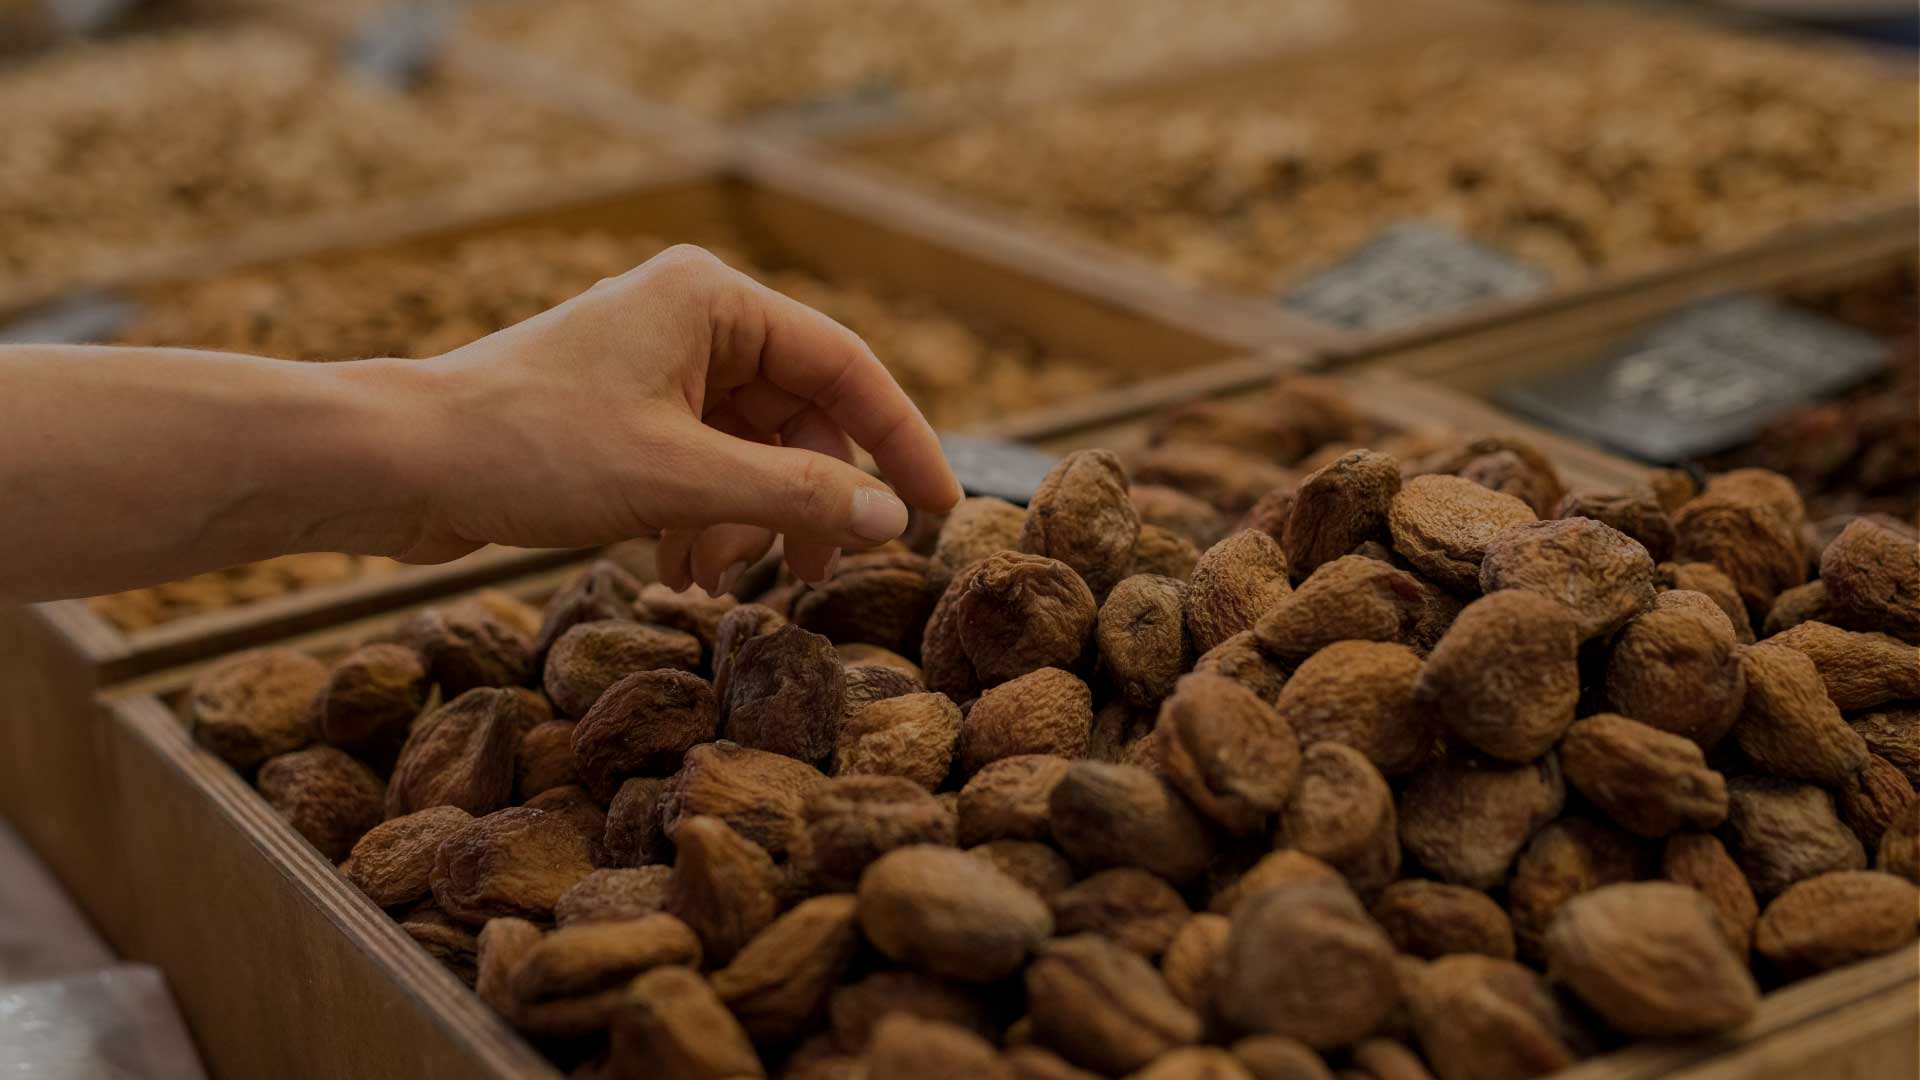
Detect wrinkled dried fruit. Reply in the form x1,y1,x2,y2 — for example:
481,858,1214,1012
1389,474,1536,592
829,971,993,1053
1399,756,1565,891
839,663,925,734
1508,817,1648,963
637,582,736,650
666,815,781,966
1133,524,1202,581
1050,761,1215,884
1764,580,1832,637
1275,743,1400,898
1768,621,1920,712
309,642,428,766
857,845,1052,983
1754,870,1919,977
834,692,961,789
1238,489,1295,544
838,643,922,678
521,785,608,865
1423,590,1584,762
794,553,935,656
1479,518,1655,641
393,603,533,696
941,552,1100,697
960,669,1093,775
795,776,955,893
605,776,669,869
716,624,845,765
865,1014,1012,1080
1370,881,1515,961
534,560,643,659
1853,707,1920,788
258,746,385,862
432,807,595,925
573,670,717,801
1545,882,1759,1037
511,913,701,1002
1020,450,1142,599
1658,561,1756,643
1561,714,1728,837
1186,530,1293,656
387,687,532,818
1284,450,1402,580
1207,850,1341,916
1820,517,1920,640
516,719,580,800
1027,934,1201,1073
555,866,673,926
1160,912,1231,1015
1134,484,1230,551
1277,641,1428,777
1836,754,1917,850
544,620,702,719
346,806,473,908
958,754,1071,846
1051,868,1189,958
1157,673,1300,834
970,841,1075,900
1255,556,1433,664
1672,492,1806,619
190,647,326,770
399,902,478,986
712,894,862,1043
1229,1037,1333,1080
1603,606,1745,750
1403,954,1577,1080
1555,490,1677,564
1723,776,1867,898
1099,575,1193,708
658,741,826,862
1192,630,1289,705
611,965,764,1080
929,496,1027,596
1879,802,1919,883
1733,643,1868,787
1661,832,1758,955
712,603,788,704
1217,881,1400,1050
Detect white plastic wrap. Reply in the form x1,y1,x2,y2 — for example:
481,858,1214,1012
0,821,114,987
0,966,207,1079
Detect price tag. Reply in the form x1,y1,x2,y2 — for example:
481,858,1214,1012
1499,295,1887,463
0,293,134,345
347,5,448,90
1281,223,1548,333
939,433,1059,506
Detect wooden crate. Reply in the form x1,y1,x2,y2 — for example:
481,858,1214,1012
82,565,1918,1080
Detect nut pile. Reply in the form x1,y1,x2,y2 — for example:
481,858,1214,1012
870,28,1916,292
466,0,1347,121
0,24,652,298
193,388,1919,1078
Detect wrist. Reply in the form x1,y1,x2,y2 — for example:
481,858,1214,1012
287,357,448,559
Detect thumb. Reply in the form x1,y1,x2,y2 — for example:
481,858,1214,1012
668,426,910,547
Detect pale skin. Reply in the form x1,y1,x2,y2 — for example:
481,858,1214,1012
0,246,963,604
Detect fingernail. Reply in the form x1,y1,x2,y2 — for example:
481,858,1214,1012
849,487,909,542
715,561,747,598
806,549,840,585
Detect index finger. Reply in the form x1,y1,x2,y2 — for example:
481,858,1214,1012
706,268,961,514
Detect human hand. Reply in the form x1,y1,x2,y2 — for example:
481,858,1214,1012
392,245,961,589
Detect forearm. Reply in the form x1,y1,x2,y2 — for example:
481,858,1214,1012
0,345,433,602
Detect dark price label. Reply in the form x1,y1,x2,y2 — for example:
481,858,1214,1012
1281,223,1548,333
0,292,135,345
939,433,1059,506
346,5,448,90
1499,295,1888,463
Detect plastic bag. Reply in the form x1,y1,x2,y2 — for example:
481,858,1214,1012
0,965,207,1079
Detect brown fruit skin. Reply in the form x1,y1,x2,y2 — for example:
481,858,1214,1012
515,720,580,801
611,966,765,1080
711,603,788,705
386,687,531,819
1552,489,1677,564
1275,743,1401,899
710,893,862,1044
573,670,717,802
839,643,922,677
1657,562,1757,643
924,552,1098,701
929,496,1027,596
657,741,826,863
1723,776,1868,898
392,603,533,697
1820,517,1920,641
1157,673,1301,834
399,903,478,987
958,754,1072,847
1049,761,1216,884
864,1015,1013,1080
1428,437,1565,517
1604,605,1746,750
1217,881,1401,1050
1255,555,1434,665
1767,621,1920,712
1370,881,1516,961
1027,934,1202,1074
1662,832,1759,956
665,814,781,967
1388,474,1537,592
637,582,736,652
1479,517,1656,641
309,643,428,767
533,560,643,659
555,866,673,927
509,913,701,1003
1545,881,1759,1038
1100,575,1194,708
1879,802,1920,883
794,776,955,894
1672,492,1806,620
543,620,702,719
1755,870,1920,978
1284,450,1402,580
1129,1048,1255,1080
1655,588,1739,637
1278,641,1430,777
1733,643,1869,787
1238,489,1296,544
1764,580,1833,637
190,647,326,770
1192,631,1289,705
1703,469,1806,531
1418,591,1579,763
1230,1037,1334,1080
1837,754,1918,850
793,553,935,656
721,623,846,766
1403,954,1577,1080
1132,524,1202,582
1161,912,1232,1016
431,807,595,926
1186,530,1293,656
1134,485,1229,551
829,970,994,1054
258,746,385,862
1020,449,1142,599
857,845,1053,983
1853,706,1920,788
1051,868,1190,958
604,777,669,869
960,669,1093,775
1561,714,1729,838
1508,817,1650,964
970,840,1075,899
834,692,961,790
346,806,474,908
1208,850,1343,916
1399,755,1565,892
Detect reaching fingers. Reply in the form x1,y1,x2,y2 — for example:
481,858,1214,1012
688,522,777,596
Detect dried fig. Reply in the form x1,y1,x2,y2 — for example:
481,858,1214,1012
393,603,532,696
534,560,642,659
794,553,935,655
1255,556,1433,664
929,496,1026,596
1723,776,1867,898
544,620,701,719
1672,492,1806,619
1657,561,1756,643
958,754,1071,846
721,624,846,766
345,806,473,908
1603,605,1745,750
309,642,428,767
1853,707,1920,787
1820,517,1920,640
387,687,530,818
1283,450,1401,580
555,866,673,926
712,603,788,704
1192,630,1289,704
1733,643,1868,786
665,814,781,966
1274,743,1400,898
1836,754,1917,850
1186,530,1292,656
795,776,955,893
658,741,825,862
